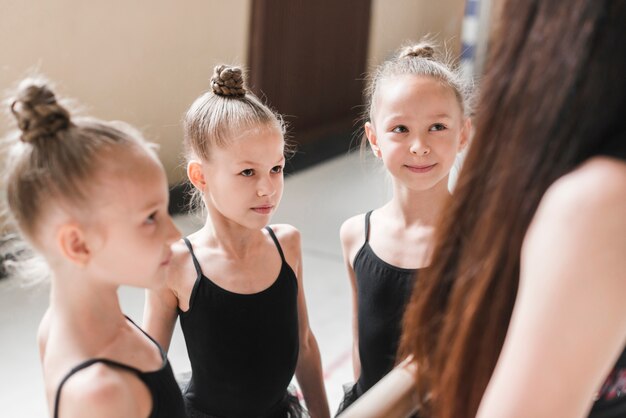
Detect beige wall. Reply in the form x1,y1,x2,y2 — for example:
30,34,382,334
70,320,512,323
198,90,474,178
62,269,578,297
0,0,250,185
1,1,466,186
368,0,465,66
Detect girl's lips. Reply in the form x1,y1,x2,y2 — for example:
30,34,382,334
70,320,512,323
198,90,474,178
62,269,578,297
405,163,436,173
251,205,274,215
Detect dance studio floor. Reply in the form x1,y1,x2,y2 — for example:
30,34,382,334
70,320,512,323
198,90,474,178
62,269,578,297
0,151,391,417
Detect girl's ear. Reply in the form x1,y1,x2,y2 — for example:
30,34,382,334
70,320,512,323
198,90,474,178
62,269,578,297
365,122,382,158
458,117,472,152
56,223,91,266
187,160,207,192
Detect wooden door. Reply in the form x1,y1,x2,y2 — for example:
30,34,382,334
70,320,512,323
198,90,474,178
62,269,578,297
248,0,372,171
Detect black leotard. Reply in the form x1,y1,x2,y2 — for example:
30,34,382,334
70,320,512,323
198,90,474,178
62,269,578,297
337,211,419,415
179,227,300,417
355,211,418,395
53,316,186,418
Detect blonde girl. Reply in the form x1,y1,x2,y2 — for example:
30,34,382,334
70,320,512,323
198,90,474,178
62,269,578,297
3,78,186,418
144,65,330,418
336,42,471,414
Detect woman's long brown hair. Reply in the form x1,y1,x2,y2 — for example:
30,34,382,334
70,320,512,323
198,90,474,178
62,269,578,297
398,1,626,417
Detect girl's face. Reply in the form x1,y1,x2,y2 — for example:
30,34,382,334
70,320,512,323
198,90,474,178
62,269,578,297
85,146,181,288
366,75,470,192
200,125,285,230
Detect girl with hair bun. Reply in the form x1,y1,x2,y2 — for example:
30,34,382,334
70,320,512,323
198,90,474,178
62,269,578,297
144,65,330,418
3,78,186,418
336,41,472,414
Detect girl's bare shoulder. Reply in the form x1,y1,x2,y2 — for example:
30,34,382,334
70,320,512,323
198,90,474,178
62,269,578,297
339,213,367,250
167,238,198,287
56,362,150,418
267,224,301,254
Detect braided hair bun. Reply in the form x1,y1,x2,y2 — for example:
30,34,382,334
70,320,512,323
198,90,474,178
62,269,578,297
10,80,71,144
211,65,245,97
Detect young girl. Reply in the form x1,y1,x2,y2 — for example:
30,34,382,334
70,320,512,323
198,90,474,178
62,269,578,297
3,78,187,418
336,42,471,414
144,65,330,418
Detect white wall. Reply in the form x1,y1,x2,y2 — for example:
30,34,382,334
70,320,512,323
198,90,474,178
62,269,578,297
0,0,251,184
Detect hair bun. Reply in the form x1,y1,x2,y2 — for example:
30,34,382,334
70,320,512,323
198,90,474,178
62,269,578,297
10,80,71,144
400,44,435,60
211,65,245,97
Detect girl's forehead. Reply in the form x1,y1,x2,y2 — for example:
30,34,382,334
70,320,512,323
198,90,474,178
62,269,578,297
98,146,161,179
215,126,285,161
374,75,462,117
380,75,454,100
229,123,282,140
91,151,167,212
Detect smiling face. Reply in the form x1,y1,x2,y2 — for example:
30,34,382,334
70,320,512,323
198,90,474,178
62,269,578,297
84,145,181,288
366,75,470,192
198,124,285,230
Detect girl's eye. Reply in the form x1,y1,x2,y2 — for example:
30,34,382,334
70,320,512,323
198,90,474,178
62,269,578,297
429,123,447,132
392,125,409,133
145,212,157,225
240,169,255,177
271,165,283,174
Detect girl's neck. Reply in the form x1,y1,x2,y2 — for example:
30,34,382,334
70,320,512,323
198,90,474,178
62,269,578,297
200,213,266,258
388,176,451,227
48,265,125,340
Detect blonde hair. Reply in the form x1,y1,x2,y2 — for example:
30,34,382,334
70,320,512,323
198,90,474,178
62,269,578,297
365,41,472,127
183,64,285,162
3,77,154,240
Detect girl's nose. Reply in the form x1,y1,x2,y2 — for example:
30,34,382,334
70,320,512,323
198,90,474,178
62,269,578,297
256,176,276,197
410,139,430,156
